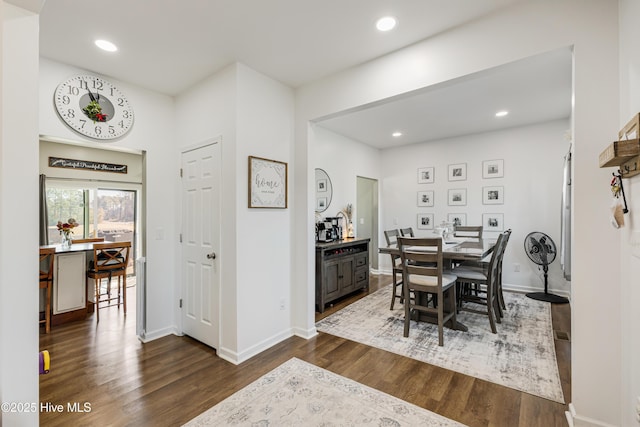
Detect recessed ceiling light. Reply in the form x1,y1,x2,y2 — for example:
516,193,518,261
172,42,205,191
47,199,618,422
495,110,509,117
392,131,403,137
376,16,397,32
95,39,118,52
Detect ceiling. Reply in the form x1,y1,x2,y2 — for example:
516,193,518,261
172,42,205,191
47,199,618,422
35,0,570,148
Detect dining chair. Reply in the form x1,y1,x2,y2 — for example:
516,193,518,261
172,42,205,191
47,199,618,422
400,227,414,237
39,247,56,334
383,229,404,309
397,236,458,346
453,231,508,333
495,229,512,312
87,241,131,322
453,225,483,239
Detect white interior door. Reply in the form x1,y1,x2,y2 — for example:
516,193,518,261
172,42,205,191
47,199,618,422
181,141,220,349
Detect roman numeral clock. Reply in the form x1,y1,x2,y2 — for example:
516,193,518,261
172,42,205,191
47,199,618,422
54,75,134,140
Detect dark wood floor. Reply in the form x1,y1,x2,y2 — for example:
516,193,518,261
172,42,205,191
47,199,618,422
39,275,571,426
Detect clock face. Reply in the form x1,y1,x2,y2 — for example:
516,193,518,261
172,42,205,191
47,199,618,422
54,75,134,140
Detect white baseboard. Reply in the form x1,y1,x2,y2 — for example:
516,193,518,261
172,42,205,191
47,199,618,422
137,326,178,343
565,402,619,427
292,325,318,340
502,282,570,300
217,328,295,365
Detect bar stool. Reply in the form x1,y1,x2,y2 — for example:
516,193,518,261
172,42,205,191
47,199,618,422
87,241,131,322
39,247,55,333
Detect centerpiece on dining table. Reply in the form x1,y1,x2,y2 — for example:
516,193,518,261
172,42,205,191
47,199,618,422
57,218,79,248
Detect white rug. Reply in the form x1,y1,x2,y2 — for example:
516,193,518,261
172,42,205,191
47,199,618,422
183,358,466,426
316,285,565,404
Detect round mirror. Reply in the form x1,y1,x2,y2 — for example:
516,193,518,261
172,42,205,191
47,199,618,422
315,168,333,213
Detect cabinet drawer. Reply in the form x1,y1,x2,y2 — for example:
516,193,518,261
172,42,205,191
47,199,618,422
355,268,369,285
355,252,368,268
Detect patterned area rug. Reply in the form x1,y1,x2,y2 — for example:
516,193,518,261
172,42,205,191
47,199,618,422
316,285,564,403
183,357,465,426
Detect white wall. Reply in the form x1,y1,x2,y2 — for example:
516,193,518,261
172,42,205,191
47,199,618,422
38,58,177,339
618,1,640,426
175,63,295,363
1,3,40,426
312,125,383,228
380,120,571,296
295,1,620,424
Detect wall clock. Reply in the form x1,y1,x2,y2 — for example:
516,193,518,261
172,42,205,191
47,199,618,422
54,74,134,140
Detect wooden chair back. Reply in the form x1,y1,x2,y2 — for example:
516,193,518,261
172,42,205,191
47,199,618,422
91,241,131,273
454,225,483,239
39,247,55,283
383,229,401,247
397,237,443,286
400,227,414,237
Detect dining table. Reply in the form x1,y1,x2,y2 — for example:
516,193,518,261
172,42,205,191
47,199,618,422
379,236,497,332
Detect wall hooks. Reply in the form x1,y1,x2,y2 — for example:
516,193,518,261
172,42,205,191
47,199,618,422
614,171,630,214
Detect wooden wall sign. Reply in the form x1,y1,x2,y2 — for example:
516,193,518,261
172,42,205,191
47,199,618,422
48,156,128,174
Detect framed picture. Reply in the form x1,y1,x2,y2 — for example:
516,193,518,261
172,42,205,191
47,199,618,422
248,156,288,208
417,213,434,230
448,163,467,181
316,197,327,211
447,213,467,227
482,213,504,231
483,186,504,205
448,188,467,206
316,178,328,192
483,159,504,179
417,167,434,184
417,190,434,207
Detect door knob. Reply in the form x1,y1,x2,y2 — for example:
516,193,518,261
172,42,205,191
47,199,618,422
206,252,216,259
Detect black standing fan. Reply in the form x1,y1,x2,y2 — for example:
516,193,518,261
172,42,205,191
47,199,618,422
524,232,569,304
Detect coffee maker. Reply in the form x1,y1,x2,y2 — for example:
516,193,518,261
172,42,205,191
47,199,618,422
316,217,342,242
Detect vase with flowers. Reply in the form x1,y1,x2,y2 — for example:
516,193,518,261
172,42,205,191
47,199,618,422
57,218,79,248
342,204,354,238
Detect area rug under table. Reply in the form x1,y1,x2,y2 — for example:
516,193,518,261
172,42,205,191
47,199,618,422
183,357,465,426
316,284,565,404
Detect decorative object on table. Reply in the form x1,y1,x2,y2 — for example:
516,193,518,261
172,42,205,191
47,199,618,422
482,185,504,204
447,188,466,206
342,203,354,237
57,218,79,248
434,220,454,239
316,284,565,403
482,159,504,178
184,358,464,427
447,213,466,227
524,232,569,304
417,190,434,207
248,156,288,208
417,213,434,230
417,166,434,184
448,163,467,181
482,213,504,231
54,74,134,140
314,168,332,213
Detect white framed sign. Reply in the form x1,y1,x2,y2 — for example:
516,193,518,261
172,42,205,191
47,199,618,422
248,156,288,208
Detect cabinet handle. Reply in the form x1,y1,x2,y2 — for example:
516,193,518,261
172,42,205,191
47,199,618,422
206,252,216,259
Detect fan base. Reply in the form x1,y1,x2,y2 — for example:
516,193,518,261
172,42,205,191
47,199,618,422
526,292,569,304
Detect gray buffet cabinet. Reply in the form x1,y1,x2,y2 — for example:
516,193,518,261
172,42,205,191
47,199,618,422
315,237,370,313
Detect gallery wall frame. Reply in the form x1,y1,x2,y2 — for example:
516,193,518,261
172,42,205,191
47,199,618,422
448,188,467,206
482,186,504,205
482,159,504,179
417,190,434,207
417,166,434,184
248,155,288,208
448,163,467,181
482,213,504,231
417,213,434,230
447,213,467,227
